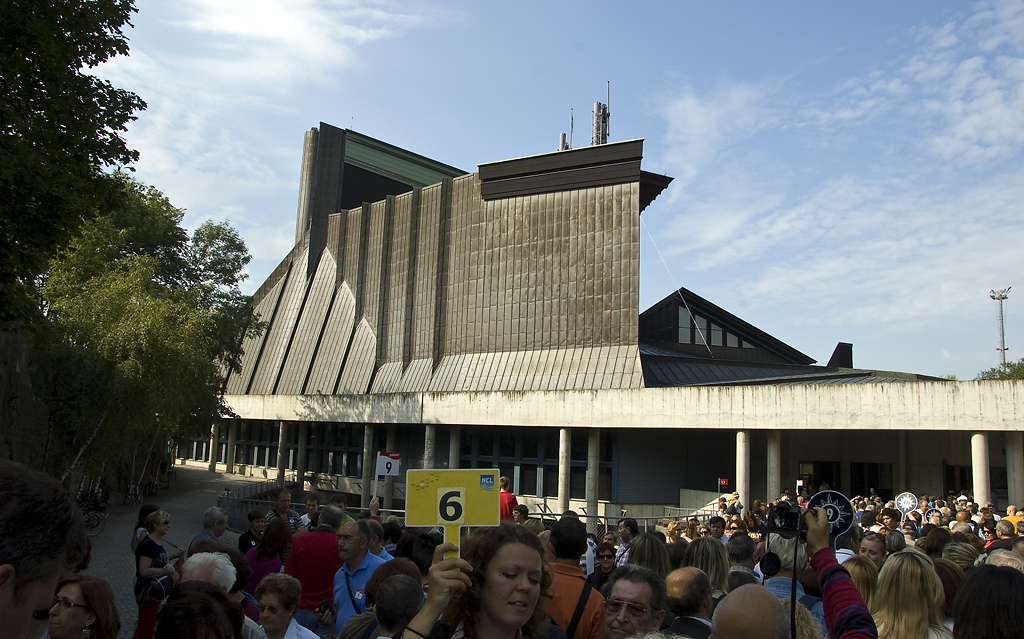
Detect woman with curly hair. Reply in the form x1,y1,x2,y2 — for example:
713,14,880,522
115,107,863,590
682,518,700,543
401,523,552,639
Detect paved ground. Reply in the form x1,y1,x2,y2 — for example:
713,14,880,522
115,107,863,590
82,463,266,639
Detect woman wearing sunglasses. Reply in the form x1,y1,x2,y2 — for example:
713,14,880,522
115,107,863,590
44,576,120,639
586,542,617,592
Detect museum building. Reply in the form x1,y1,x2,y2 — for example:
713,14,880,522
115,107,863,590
184,122,1024,522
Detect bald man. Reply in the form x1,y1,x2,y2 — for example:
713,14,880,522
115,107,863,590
665,567,713,639
711,584,788,639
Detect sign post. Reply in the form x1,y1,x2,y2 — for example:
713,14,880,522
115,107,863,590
406,469,500,558
718,478,728,502
374,453,400,501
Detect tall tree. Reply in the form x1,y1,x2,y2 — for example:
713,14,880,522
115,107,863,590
30,175,260,481
0,0,145,325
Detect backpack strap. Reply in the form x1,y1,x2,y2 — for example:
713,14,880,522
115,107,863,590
566,582,593,639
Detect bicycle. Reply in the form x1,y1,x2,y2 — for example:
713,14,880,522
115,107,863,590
79,494,109,537
124,482,142,506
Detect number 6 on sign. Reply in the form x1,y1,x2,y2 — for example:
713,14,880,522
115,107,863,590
406,469,500,558
437,488,465,524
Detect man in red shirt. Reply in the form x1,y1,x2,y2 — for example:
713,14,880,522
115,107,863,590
285,505,344,637
499,476,518,521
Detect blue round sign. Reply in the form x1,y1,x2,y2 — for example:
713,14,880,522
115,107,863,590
808,490,855,539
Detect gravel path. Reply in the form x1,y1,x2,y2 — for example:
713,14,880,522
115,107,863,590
81,463,267,639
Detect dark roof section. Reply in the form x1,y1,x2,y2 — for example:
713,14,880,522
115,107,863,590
640,285,817,366
639,343,943,387
478,139,672,212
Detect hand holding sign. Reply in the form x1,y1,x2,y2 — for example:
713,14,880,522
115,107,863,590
406,469,500,558
807,490,854,549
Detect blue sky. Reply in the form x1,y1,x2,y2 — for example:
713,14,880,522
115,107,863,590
97,1,1024,380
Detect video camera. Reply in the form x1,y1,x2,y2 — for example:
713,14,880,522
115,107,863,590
767,500,803,538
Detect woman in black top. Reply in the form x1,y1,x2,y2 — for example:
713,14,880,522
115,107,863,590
132,510,181,639
586,542,616,591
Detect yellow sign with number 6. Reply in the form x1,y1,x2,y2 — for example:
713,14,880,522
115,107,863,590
405,469,500,527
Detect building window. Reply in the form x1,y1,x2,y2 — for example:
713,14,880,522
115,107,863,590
458,426,613,501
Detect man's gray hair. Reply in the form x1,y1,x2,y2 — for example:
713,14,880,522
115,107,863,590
602,564,667,613
184,552,237,591
319,505,343,530
203,506,228,529
986,549,1024,572
767,533,807,572
996,519,1016,537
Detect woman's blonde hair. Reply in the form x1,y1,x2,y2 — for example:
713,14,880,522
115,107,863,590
941,541,979,574
842,555,878,609
780,599,825,639
145,510,171,533
666,520,682,541
871,549,945,639
682,537,729,593
684,519,699,540
627,533,672,580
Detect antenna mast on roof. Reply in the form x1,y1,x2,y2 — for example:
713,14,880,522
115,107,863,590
592,82,610,146
559,109,574,151
991,287,1011,370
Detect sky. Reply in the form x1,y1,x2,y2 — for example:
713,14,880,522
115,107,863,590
95,0,1024,380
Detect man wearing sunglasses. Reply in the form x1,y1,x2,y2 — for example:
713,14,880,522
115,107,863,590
0,461,88,639
602,564,665,639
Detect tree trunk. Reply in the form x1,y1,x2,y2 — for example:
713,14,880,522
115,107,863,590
59,410,107,482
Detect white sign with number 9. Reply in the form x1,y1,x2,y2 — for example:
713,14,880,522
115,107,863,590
437,487,465,524
376,453,400,477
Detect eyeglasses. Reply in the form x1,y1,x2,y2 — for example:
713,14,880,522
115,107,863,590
32,597,88,620
256,603,282,614
604,598,649,618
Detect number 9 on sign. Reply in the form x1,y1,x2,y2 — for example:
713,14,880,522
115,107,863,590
437,488,465,524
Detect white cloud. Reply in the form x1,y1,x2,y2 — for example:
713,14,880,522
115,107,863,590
94,1,438,291
649,1,1024,377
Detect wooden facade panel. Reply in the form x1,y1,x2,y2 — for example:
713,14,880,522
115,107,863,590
337,319,375,394
386,193,414,364
226,270,287,394
276,251,337,394
249,249,310,395
304,282,356,395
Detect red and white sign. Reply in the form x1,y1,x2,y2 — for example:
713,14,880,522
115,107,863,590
719,478,729,487
376,452,400,477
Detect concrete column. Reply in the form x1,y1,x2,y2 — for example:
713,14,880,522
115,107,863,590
361,424,375,507
296,422,309,495
423,424,436,469
384,424,397,511
897,431,907,491
225,420,238,474
1006,432,1024,510
972,432,991,505
208,423,220,472
586,428,600,534
736,430,750,515
449,425,461,469
276,421,289,485
557,428,570,514
767,430,782,502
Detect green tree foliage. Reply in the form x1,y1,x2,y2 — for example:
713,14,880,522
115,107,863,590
0,0,146,325
976,358,1024,381
33,175,260,480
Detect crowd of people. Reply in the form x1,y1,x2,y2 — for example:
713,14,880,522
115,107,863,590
5,459,1024,639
